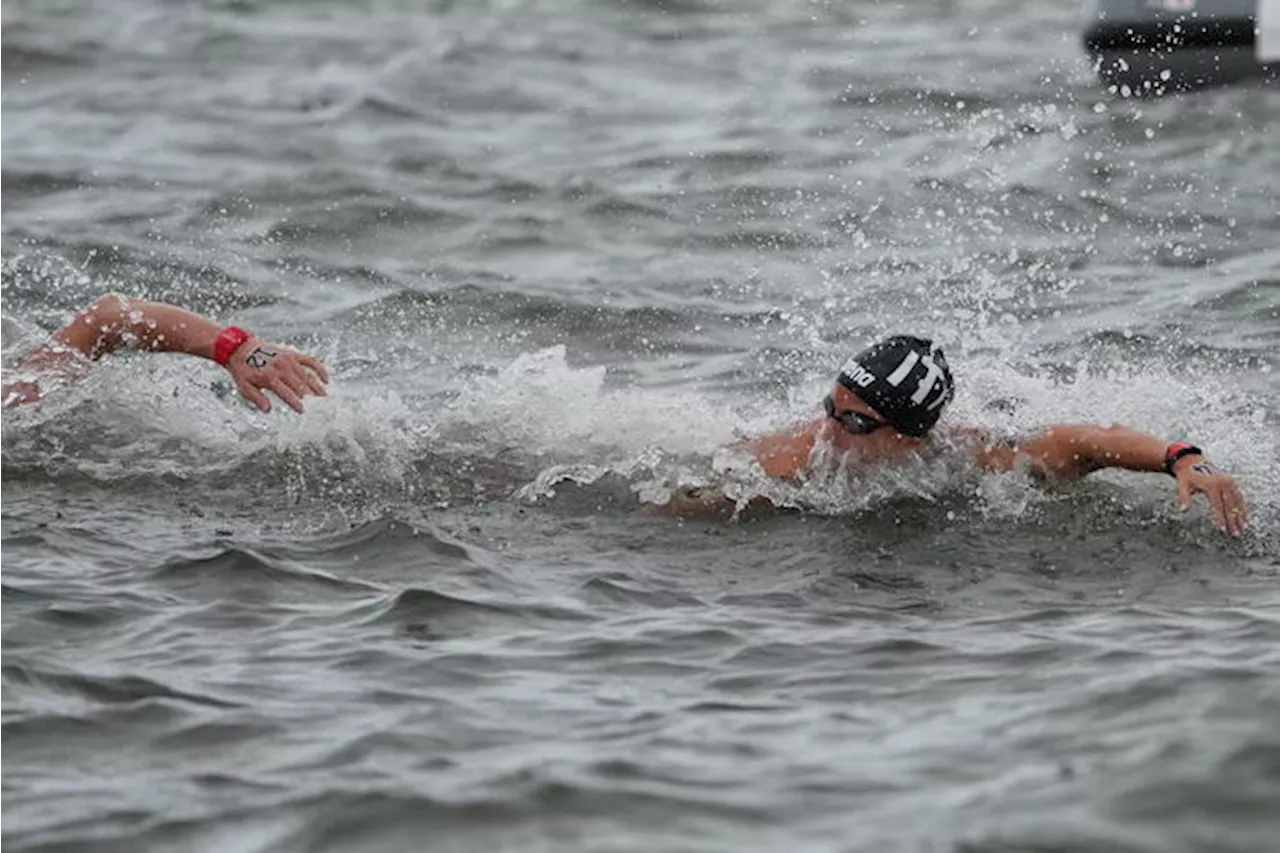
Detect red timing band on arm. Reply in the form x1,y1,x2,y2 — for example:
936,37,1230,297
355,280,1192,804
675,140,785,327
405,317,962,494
213,326,252,366
1163,442,1202,476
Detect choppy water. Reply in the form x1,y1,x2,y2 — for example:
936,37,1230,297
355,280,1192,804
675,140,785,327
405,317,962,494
3,1,1279,851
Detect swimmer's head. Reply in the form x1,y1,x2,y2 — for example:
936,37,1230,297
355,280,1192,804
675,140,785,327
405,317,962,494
833,336,954,437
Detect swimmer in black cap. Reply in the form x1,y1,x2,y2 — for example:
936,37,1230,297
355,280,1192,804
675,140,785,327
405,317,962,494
668,335,1249,536
2,293,328,413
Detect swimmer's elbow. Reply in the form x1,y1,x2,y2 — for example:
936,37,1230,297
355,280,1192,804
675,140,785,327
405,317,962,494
56,292,130,357
84,293,132,328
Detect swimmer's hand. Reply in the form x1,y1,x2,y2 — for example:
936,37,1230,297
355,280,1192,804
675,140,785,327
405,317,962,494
224,336,329,414
658,486,735,520
655,486,776,521
1171,455,1248,537
2,380,42,407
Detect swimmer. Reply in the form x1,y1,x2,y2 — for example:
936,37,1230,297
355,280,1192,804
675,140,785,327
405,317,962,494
2,293,329,413
667,335,1249,536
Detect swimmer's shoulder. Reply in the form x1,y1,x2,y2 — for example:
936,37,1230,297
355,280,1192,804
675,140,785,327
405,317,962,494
739,422,819,480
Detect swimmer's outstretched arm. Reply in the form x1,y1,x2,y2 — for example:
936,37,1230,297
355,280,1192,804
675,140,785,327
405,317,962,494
4,293,329,412
956,423,1248,535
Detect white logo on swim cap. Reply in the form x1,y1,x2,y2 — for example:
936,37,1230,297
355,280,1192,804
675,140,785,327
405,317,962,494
839,360,877,388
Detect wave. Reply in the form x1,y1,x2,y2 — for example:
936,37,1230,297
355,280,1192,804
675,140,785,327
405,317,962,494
0,168,94,198
149,545,381,598
3,662,239,711
342,281,773,329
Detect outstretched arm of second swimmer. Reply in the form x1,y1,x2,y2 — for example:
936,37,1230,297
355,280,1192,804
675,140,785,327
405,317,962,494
5,293,329,412
955,423,1248,535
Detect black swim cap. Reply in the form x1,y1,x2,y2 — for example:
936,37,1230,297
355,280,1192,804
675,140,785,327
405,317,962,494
835,335,954,437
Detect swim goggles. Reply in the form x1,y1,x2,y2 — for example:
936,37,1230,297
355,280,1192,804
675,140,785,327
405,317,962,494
823,394,892,435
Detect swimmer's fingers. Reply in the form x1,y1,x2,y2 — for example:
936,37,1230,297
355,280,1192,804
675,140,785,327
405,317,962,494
1197,477,1247,537
268,351,326,400
304,372,327,397
295,353,329,385
290,357,327,397
1175,463,1248,537
277,363,316,403
268,376,305,414
1221,480,1249,536
1206,486,1230,535
235,378,271,413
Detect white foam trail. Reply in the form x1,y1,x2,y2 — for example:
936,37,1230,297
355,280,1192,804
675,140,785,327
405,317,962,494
440,345,740,458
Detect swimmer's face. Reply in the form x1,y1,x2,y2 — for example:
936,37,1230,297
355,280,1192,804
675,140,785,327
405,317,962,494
825,383,890,433
823,382,925,453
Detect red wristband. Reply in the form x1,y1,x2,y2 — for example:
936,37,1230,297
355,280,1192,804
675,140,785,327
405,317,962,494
1163,442,1202,476
213,326,252,366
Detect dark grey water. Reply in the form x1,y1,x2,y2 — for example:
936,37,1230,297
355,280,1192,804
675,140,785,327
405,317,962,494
3,1,1279,851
